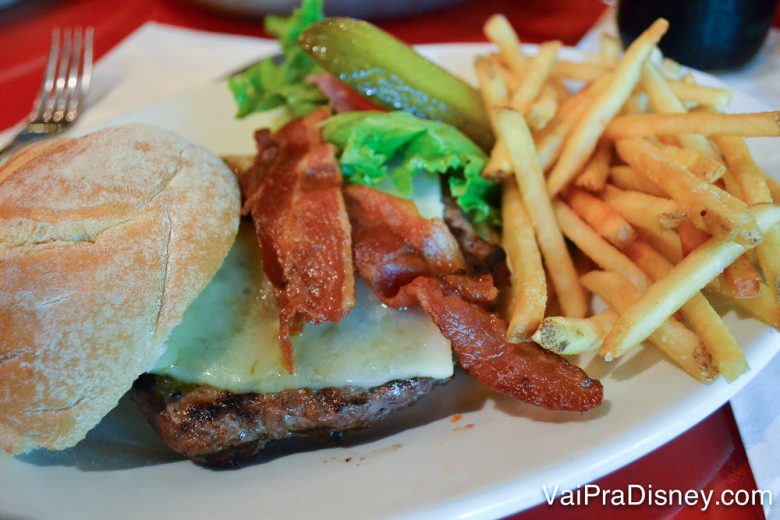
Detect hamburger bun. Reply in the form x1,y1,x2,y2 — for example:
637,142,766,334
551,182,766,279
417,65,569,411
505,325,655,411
0,124,240,454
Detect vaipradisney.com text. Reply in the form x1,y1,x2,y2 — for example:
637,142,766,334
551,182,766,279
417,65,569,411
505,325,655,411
543,483,772,511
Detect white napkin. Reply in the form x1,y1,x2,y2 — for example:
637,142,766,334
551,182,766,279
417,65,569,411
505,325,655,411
579,9,780,518
0,22,278,144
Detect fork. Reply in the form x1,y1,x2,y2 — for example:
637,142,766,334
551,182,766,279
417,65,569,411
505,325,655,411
0,27,94,160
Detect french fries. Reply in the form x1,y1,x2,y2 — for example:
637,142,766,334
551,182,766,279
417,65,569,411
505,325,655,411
475,56,511,180
713,135,780,298
477,15,780,386
575,140,612,191
552,60,732,108
609,165,667,197
547,19,669,196
656,144,725,182
483,14,526,77
615,138,759,245
564,188,637,249
605,111,780,139
535,79,606,172
502,179,547,341
602,185,686,229
601,186,683,262
599,205,780,358
600,34,620,67
511,41,561,113
639,60,716,157
623,240,748,380
554,200,650,291
533,311,617,355
495,108,589,318
581,270,716,381
722,254,761,299
527,84,559,131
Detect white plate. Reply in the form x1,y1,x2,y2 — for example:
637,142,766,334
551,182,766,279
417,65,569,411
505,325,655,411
2,44,779,520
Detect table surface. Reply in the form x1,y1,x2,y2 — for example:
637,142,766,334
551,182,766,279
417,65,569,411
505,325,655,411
2,0,778,517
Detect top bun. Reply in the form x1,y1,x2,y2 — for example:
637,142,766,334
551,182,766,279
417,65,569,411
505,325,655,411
0,124,240,454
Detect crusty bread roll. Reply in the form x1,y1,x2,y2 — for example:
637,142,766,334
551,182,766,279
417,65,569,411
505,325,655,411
0,124,241,454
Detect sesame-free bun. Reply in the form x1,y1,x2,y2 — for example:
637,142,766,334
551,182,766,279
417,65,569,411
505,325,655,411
0,124,240,454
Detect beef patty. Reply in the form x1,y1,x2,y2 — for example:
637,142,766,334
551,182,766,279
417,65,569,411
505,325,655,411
131,374,444,466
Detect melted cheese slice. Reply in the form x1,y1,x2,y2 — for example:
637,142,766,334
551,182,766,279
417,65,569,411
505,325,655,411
152,177,453,393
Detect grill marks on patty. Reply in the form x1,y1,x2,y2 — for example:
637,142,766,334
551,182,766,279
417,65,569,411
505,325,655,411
131,375,443,466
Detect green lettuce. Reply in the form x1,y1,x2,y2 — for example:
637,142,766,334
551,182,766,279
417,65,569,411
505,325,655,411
228,0,327,119
322,111,498,224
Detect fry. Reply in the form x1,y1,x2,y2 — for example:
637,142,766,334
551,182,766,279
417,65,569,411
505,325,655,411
715,282,780,330
495,107,589,318
536,85,598,171
552,60,731,108
483,141,511,181
660,57,683,80
722,254,761,299
756,228,780,300
527,84,559,131
488,53,519,93
554,199,650,291
764,172,780,203
678,220,722,292
678,219,709,256
714,135,771,200
640,61,716,156
547,19,669,196
484,14,526,77
502,178,547,341
614,138,759,245
474,55,509,125
603,183,685,230
668,80,731,109
624,240,748,380
657,144,725,182
603,188,683,262
609,165,667,197
620,91,650,115
532,311,617,355
605,111,780,139
565,187,637,248
600,205,780,358
475,55,511,180
581,270,716,381
511,41,561,113
552,59,608,82
600,33,620,66
575,140,612,191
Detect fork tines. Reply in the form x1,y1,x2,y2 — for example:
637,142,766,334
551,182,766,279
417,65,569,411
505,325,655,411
33,27,94,125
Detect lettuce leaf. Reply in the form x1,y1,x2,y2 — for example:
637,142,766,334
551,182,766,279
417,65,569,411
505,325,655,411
322,111,498,224
228,0,327,119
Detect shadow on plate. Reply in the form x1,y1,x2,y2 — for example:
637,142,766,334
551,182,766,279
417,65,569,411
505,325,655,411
18,395,179,471
583,346,664,382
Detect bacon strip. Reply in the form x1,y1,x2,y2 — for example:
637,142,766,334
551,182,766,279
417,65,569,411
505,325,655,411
343,184,465,307
400,277,603,411
238,108,355,372
345,184,603,411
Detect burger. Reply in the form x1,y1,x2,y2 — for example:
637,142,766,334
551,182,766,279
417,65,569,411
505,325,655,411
0,119,602,466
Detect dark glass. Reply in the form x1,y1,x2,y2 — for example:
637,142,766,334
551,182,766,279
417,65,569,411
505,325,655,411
617,0,779,70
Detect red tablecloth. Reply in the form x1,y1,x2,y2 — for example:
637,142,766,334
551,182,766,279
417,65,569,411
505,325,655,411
2,0,777,517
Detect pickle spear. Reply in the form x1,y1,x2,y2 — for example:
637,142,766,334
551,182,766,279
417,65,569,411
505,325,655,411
299,18,494,150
